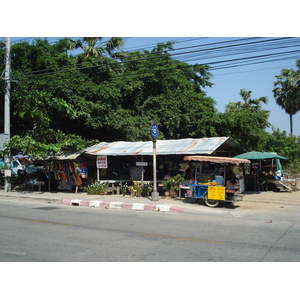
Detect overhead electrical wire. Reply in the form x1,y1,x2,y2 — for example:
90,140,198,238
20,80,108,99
8,37,210,76
15,51,300,92
7,37,300,82
12,50,300,92
10,37,295,77
6,38,261,74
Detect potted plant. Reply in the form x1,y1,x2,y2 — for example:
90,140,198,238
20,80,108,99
162,174,185,198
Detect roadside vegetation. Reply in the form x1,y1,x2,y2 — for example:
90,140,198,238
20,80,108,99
0,38,300,173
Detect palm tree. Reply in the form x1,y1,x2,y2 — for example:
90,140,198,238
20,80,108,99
273,66,300,135
68,37,124,58
226,89,267,113
238,89,267,109
225,89,269,130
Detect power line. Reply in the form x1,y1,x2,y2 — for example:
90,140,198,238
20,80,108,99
12,51,300,93
6,37,300,82
7,37,261,76
11,43,300,81
211,64,297,77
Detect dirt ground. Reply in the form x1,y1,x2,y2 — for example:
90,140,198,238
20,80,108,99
237,190,300,210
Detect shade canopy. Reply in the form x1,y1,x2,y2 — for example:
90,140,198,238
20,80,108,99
12,152,31,160
41,151,85,161
184,155,250,165
234,151,288,160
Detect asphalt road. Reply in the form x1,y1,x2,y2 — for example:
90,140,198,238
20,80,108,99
1,198,300,262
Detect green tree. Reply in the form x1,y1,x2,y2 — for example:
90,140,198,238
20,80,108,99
4,38,98,157
261,129,300,173
273,62,300,135
105,43,216,140
67,37,124,58
217,89,270,150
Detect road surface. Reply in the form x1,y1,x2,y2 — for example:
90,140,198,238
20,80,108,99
1,198,300,262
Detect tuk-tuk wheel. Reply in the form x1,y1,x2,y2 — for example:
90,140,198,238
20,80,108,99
205,198,220,208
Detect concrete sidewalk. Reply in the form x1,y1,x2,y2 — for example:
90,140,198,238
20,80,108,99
0,188,299,213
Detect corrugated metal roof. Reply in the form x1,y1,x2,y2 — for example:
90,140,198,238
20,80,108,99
84,137,243,156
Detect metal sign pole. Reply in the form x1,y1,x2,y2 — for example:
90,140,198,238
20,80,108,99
150,124,159,201
151,139,159,201
141,155,144,185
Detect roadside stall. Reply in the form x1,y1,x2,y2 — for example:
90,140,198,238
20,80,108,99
180,155,250,207
10,153,44,187
234,151,297,192
83,137,247,192
39,151,91,192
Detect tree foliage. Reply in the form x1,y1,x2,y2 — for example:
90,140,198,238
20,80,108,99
273,60,300,135
215,89,270,150
67,37,125,58
260,129,300,173
109,43,217,140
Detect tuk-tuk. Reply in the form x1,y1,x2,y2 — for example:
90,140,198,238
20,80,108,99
181,155,250,207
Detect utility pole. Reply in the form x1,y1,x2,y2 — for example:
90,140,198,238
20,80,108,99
4,37,11,140
4,37,11,192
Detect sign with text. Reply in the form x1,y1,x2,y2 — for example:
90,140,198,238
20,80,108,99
96,156,107,168
208,186,225,201
136,162,148,167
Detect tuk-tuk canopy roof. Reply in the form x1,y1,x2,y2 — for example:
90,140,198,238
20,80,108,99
184,155,250,165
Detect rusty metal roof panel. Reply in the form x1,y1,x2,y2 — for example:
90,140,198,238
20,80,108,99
84,137,236,156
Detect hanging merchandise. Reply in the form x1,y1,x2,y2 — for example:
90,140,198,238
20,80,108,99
67,162,77,185
75,173,82,186
79,162,88,178
51,160,88,191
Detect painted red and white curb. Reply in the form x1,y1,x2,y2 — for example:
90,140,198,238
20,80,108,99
61,199,185,213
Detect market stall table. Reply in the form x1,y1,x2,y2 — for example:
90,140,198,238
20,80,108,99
26,181,46,192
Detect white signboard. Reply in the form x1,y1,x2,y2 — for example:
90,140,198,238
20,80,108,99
0,133,9,151
96,156,107,168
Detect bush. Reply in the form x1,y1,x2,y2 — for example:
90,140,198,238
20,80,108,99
84,181,109,195
162,174,185,194
119,182,129,195
128,181,153,197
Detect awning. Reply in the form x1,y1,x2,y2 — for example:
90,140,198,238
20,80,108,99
41,151,85,161
84,137,246,156
234,151,288,160
184,155,250,165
